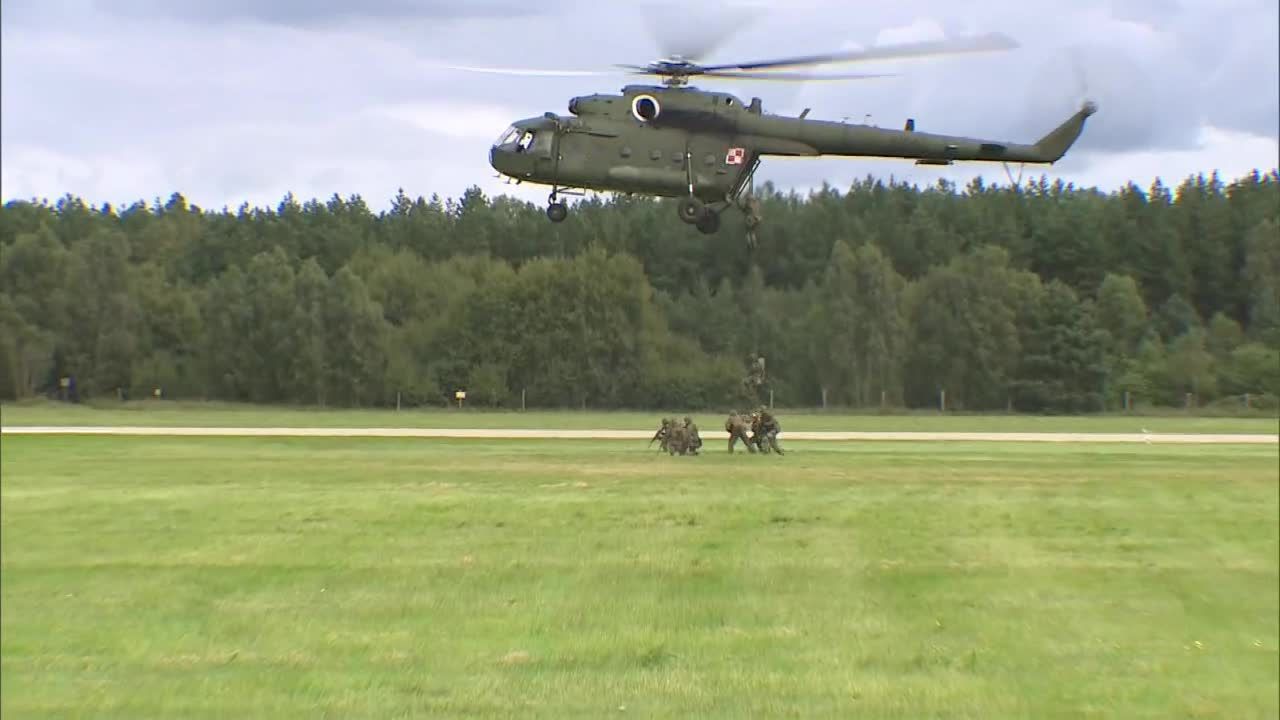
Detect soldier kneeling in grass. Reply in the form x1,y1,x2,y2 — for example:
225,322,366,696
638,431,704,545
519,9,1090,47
660,417,702,456
649,416,704,456
649,418,673,452
680,416,703,455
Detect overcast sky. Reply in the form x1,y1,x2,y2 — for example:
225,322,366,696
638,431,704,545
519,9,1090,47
2,0,1277,211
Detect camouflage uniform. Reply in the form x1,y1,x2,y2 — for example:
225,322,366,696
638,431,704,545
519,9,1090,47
656,417,702,456
667,421,690,455
682,416,703,455
742,355,767,402
753,408,784,455
749,411,766,453
725,411,756,453
650,417,672,452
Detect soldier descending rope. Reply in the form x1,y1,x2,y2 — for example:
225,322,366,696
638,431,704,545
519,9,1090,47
742,354,767,404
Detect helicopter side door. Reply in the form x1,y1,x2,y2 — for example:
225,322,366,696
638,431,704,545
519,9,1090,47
686,133,745,201
685,94,752,199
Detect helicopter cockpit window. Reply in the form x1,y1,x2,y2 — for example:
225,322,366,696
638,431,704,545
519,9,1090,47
494,126,520,147
516,131,535,152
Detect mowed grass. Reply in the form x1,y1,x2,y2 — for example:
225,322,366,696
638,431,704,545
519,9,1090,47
2,436,1277,719
3,399,1278,434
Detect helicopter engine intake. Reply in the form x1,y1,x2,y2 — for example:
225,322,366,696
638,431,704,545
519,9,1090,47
631,94,660,122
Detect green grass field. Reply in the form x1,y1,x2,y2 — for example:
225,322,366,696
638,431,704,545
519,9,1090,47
2,435,1276,718
3,400,1277,434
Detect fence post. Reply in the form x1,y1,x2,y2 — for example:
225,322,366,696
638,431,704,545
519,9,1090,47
821,388,827,410
769,389,774,409
522,388,526,411
1245,393,1251,409
1185,392,1193,409
940,389,946,413
1124,390,1130,412
396,391,401,411
881,390,887,410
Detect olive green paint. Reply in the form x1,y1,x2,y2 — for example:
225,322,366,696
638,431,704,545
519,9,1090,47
490,84,1096,231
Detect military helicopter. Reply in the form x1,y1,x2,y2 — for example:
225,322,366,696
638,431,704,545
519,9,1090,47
454,31,1097,236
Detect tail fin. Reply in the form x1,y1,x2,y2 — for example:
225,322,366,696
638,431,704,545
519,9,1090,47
1032,100,1098,163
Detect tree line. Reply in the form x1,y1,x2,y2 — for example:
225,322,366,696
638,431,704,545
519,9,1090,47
1,168,1277,412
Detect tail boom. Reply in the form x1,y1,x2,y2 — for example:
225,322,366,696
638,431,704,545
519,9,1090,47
746,101,1097,166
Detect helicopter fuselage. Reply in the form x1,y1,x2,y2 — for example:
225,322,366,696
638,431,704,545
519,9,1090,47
491,85,760,203
490,84,1096,206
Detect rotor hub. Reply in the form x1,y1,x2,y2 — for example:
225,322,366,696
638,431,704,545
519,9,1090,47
647,57,700,86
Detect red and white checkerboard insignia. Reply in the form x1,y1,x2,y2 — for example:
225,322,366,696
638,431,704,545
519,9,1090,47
725,147,746,165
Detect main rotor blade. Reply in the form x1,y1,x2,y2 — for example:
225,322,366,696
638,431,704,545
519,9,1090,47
615,64,897,82
699,31,1018,72
426,63,619,77
702,70,898,82
638,1,760,62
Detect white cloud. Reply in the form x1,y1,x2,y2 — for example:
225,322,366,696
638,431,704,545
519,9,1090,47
1,0,1276,211
1,147,101,202
873,18,947,46
369,102,523,140
755,123,1278,199
1060,125,1280,192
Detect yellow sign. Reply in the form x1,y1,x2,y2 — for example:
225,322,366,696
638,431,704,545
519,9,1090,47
455,390,466,400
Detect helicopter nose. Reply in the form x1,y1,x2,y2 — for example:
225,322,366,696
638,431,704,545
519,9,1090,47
489,145,530,178
490,146,514,173
489,146,508,175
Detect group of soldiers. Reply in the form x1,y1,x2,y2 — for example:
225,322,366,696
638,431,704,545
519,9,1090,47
729,407,784,454
649,408,783,456
649,416,705,455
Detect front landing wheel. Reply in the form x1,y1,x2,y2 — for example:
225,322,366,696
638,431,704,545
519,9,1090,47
677,196,704,224
546,202,568,223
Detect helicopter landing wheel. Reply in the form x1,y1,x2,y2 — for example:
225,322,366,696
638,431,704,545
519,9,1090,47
677,196,704,224
546,201,568,223
695,210,720,234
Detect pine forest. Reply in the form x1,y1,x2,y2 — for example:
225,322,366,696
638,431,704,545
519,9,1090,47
2,169,1277,413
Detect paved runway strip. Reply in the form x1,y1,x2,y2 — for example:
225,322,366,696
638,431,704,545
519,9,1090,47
2,426,1275,444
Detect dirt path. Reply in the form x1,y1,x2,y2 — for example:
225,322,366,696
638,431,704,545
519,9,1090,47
2,426,1275,444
